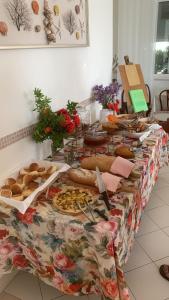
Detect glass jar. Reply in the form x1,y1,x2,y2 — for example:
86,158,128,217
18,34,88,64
63,136,84,164
76,106,91,132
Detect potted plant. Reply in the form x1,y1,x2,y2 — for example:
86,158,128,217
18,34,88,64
32,88,80,154
92,80,121,122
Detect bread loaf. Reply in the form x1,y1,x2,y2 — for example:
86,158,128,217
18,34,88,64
80,155,115,172
114,146,135,159
68,168,96,186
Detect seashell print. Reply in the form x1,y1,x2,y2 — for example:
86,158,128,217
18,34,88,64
34,25,41,32
32,1,39,15
76,31,80,40
75,5,80,14
54,5,60,16
0,22,8,36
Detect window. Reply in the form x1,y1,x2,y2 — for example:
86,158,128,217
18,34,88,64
155,1,169,74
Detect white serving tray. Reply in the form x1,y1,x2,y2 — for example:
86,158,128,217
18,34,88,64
0,160,70,214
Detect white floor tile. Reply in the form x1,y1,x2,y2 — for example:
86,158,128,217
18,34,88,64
128,289,135,300
163,227,169,237
158,173,169,183
153,177,169,191
147,206,169,228
145,192,165,211
154,256,169,268
136,213,159,236
0,292,21,300
124,241,151,272
5,272,42,300
159,166,169,175
39,279,62,300
126,263,169,300
156,187,169,205
137,230,169,261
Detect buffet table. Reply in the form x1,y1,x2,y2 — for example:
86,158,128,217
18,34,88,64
0,128,168,300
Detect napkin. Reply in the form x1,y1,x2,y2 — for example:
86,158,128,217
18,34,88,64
110,156,135,178
102,172,122,192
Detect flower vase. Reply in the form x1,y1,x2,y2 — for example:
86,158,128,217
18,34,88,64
51,142,63,161
100,109,115,123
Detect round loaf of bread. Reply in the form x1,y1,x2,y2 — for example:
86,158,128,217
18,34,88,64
114,146,135,159
68,168,96,186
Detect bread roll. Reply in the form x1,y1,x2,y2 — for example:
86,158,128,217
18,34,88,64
29,163,39,172
22,189,32,198
27,181,39,190
11,184,22,195
0,189,12,198
81,155,115,172
114,146,135,159
6,178,16,186
46,165,58,175
12,194,24,201
68,168,96,186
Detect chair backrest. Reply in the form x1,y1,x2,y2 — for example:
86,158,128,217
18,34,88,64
120,84,151,115
159,89,169,111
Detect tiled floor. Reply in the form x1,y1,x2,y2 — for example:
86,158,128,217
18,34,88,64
1,165,169,300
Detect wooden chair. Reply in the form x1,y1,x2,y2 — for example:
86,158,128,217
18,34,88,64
159,89,169,111
120,84,152,116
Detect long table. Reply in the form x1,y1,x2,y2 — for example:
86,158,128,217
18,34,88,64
0,129,168,300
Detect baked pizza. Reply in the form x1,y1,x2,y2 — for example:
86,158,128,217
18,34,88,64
52,187,96,215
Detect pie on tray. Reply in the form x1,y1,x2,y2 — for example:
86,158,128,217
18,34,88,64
52,187,97,215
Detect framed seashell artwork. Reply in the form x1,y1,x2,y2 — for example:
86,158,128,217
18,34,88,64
0,0,89,49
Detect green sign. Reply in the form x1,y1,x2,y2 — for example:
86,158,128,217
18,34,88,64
129,89,148,113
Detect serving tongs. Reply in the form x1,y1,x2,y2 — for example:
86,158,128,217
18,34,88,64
76,200,96,224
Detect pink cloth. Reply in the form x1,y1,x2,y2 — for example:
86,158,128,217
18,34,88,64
102,172,122,192
110,156,135,178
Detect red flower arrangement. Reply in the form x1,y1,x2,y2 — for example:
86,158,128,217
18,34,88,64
32,89,81,149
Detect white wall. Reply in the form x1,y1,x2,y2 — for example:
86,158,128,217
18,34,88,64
0,0,113,177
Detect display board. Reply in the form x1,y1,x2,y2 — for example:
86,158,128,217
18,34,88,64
129,89,148,113
119,64,149,106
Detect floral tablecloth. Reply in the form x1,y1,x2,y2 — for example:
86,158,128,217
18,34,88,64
0,129,168,300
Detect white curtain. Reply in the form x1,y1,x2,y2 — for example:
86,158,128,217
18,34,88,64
117,0,156,88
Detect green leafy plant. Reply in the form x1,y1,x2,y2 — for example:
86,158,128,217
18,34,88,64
32,89,80,149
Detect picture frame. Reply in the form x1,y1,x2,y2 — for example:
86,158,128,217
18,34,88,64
0,0,89,49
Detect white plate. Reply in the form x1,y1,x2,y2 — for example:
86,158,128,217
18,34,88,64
0,160,70,214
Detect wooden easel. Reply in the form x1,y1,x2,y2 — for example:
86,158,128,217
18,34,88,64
118,56,149,106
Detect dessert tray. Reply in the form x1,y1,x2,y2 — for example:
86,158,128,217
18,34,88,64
0,160,70,213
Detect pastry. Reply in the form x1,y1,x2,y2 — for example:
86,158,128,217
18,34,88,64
1,185,11,190
81,155,115,172
29,163,39,172
53,187,96,215
23,174,35,186
11,184,22,195
37,167,46,176
114,146,135,159
0,189,12,198
27,181,39,190
12,194,24,201
22,189,33,198
6,178,16,186
46,165,58,175
68,168,96,186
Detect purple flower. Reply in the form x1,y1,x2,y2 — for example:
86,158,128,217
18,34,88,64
92,81,121,108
